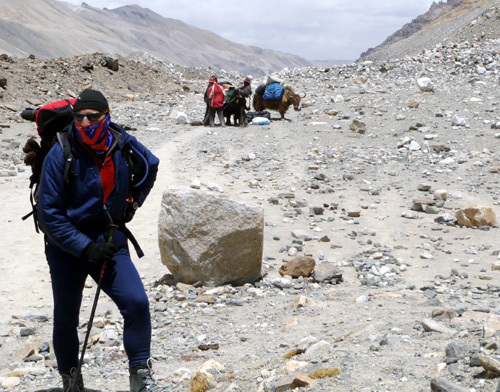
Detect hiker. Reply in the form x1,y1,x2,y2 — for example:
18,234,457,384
206,75,226,127
37,89,164,392
237,76,252,100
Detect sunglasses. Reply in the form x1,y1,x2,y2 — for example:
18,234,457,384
73,112,106,121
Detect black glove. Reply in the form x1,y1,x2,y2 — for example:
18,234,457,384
84,242,118,263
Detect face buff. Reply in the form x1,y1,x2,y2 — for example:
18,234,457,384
75,113,113,154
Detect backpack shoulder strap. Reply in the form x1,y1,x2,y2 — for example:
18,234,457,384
56,131,75,186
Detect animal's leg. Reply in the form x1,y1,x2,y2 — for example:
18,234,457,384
240,108,246,127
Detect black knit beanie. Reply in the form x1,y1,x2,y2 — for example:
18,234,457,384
73,89,109,113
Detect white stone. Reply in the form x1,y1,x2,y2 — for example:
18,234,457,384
417,77,434,92
356,295,368,303
190,178,201,189
439,157,455,165
452,115,466,126
158,187,264,286
434,189,447,201
379,265,392,275
175,112,188,124
408,140,421,151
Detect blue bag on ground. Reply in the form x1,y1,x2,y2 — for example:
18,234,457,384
263,83,284,100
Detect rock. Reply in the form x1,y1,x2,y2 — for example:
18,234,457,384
101,56,119,71
1,377,21,388
455,205,496,227
190,178,201,189
291,374,317,388
445,342,471,364
421,318,456,334
430,378,468,392
417,183,432,191
312,262,343,284
291,230,312,241
175,112,188,124
401,210,419,219
408,140,421,151
158,187,264,286
189,362,219,392
15,336,43,361
434,189,447,201
349,119,366,134
417,77,434,92
484,316,500,338
0,73,7,89
304,340,332,361
79,57,94,71
452,115,466,127
291,295,311,310
279,255,315,278
478,354,500,375
24,312,50,322
411,196,435,211
347,209,361,217
439,157,455,165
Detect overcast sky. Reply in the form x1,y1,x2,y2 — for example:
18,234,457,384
63,0,438,61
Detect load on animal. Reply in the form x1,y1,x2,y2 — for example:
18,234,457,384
253,75,304,120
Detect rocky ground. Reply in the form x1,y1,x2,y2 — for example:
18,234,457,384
1,35,500,392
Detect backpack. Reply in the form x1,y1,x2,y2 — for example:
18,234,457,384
263,82,284,100
21,99,147,257
21,99,76,233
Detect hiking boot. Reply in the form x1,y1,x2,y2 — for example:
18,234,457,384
60,367,84,392
129,359,166,392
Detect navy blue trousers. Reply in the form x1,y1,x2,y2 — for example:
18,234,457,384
45,240,151,371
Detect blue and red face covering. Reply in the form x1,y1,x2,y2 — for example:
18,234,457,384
75,113,113,154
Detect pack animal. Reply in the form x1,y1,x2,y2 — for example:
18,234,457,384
223,88,248,126
253,85,304,120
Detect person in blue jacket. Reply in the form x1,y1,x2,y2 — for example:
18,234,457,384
38,89,165,392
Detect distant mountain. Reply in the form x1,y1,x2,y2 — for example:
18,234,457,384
0,0,311,75
359,0,499,62
311,59,353,67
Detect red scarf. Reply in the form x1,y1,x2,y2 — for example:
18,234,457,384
75,113,112,153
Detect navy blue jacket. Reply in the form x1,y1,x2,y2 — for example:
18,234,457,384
38,122,159,258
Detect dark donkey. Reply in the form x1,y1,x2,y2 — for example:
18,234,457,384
223,88,249,126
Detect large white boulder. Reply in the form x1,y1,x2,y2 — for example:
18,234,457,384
158,187,264,286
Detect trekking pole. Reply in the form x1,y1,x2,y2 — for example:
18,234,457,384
72,222,118,392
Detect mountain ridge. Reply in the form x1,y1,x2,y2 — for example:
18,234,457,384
359,0,500,62
0,0,311,75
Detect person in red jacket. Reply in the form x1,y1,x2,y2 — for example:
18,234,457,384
206,76,226,127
